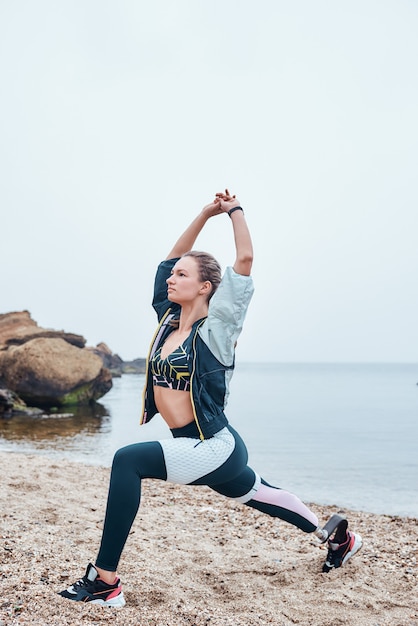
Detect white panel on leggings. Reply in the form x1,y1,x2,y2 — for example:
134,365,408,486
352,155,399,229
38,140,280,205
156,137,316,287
160,427,235,484
232,472,261,504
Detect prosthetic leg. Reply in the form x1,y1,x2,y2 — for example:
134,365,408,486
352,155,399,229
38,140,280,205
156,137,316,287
314,513,347,543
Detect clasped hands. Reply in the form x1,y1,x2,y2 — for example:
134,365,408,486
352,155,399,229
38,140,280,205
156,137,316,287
203,189,240,216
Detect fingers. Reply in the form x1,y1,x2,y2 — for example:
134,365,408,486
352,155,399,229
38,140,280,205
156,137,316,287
215,189,236,200
203,198,224,216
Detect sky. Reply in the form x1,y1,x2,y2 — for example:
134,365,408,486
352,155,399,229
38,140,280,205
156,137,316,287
1,0,417,363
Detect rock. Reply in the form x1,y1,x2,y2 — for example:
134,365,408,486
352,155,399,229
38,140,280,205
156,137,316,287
0,337,112,407
0,311,85,349
0,388,43,418
87,343,145,376
87,342,124,376
121,358,146,375
0,388,14,418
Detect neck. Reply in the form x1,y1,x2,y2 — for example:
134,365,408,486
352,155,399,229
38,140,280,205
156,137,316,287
177,301,208,333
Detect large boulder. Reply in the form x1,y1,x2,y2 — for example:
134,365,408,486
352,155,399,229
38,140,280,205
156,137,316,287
0,310,85,349
0,337,112,407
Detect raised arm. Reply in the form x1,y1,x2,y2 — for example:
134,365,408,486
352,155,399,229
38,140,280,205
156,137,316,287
165,200,222,260
216,190,253,276
166,190,253,277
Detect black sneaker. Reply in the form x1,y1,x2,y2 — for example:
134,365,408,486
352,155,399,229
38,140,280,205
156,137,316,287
58,563,126,607
322,519,362,573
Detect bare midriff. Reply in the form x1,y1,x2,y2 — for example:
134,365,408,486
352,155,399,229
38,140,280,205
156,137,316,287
153,386,195,429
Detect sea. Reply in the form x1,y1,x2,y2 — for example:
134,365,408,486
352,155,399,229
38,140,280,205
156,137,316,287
1,363,417,518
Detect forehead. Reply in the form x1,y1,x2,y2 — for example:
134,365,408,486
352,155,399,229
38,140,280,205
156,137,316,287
173,256,199,274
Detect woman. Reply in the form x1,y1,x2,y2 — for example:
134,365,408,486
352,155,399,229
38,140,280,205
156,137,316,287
59,190,362,607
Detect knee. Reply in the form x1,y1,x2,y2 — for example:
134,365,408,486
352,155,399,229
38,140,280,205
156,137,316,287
112,444,137,471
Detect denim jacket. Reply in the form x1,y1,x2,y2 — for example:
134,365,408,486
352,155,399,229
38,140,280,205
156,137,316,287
140,257,254,439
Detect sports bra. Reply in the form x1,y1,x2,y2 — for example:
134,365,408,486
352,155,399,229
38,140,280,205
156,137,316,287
150,343,190,391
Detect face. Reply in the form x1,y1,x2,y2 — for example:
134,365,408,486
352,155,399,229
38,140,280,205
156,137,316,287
166,256,209,304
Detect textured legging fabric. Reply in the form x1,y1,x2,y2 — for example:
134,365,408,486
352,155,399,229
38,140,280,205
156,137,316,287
95,423,319,571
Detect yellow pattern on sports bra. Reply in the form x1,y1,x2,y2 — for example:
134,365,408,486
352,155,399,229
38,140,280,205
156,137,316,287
150,344,190,391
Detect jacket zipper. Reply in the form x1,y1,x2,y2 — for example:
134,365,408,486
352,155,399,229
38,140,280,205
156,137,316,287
141,311,207,441
190,319,206,441
140,308,172,425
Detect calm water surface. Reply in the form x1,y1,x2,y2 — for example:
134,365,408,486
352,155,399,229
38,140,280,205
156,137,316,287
1,363,417,518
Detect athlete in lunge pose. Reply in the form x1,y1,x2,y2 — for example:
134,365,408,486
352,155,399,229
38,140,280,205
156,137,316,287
59,190,362,607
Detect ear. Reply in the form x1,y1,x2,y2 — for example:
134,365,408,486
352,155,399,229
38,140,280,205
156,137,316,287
199,280,212,296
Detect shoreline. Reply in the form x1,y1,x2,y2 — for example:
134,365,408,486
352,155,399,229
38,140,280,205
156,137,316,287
1,451,417,626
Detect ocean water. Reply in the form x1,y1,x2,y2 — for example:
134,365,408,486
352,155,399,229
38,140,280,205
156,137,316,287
1,363,417,518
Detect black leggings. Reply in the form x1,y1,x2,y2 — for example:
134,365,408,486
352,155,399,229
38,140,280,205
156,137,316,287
95,423,319,571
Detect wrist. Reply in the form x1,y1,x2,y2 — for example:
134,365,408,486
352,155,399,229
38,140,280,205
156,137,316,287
200,207,213,220
228,206,244,218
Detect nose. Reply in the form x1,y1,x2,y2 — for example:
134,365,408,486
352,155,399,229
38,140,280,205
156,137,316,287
166,275,174,286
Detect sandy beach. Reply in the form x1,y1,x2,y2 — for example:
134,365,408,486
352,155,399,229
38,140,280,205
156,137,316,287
0,451,417,626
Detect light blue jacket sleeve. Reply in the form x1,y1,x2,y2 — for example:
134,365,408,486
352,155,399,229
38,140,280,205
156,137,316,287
198,266,254,366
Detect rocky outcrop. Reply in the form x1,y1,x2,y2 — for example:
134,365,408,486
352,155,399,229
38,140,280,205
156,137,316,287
0,311,112,409
0,311,85,349
87,342,124,376
120,357,146,375
0,337,112,407
0,388,42,418
87,342,145,376
0,388,13,416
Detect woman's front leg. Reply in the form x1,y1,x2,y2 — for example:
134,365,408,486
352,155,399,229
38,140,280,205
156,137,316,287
95,441,167,572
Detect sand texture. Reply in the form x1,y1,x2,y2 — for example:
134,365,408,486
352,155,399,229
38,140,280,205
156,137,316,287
0,452,417,626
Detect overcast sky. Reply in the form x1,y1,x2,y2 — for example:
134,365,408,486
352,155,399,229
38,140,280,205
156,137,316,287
1,0,417,363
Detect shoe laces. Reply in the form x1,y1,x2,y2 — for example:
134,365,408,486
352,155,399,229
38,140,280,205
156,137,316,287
72,575,90,591
326,532,349,559
325,545,338,563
